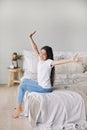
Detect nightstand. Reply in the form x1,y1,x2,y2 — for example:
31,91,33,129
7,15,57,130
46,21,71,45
8,67,22,87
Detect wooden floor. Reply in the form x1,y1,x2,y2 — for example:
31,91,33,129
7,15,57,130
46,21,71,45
0,84,39,130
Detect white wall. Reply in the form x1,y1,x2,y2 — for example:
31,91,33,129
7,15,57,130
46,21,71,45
0,0,87,84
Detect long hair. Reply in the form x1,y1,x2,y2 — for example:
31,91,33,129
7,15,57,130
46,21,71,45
41,46,55,86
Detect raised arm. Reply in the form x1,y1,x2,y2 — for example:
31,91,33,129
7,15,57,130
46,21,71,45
51,53,83,66
28,31,40,57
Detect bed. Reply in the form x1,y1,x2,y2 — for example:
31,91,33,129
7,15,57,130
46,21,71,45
21,50,87,130
22,88,87,130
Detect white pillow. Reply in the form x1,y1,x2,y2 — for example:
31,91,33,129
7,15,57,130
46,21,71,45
23,50,38,73
54,51,84,74
22,50,38,80
55,62,83,74
22,71,37,81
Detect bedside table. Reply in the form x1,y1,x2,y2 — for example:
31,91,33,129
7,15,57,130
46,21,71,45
8,67,22,87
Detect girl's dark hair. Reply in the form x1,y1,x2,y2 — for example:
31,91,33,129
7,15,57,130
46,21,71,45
41,46,55,86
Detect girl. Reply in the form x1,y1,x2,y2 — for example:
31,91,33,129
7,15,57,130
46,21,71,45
12,31,81,118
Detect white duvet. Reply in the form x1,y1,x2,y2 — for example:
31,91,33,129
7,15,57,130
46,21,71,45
23,89,86,130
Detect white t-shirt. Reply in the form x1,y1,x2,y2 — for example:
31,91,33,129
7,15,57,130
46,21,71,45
37,59,53,88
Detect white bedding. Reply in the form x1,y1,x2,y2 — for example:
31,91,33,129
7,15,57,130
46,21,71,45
23,89,86,130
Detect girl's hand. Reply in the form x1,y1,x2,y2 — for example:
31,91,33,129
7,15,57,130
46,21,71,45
29,31,36,38
71,53,83,63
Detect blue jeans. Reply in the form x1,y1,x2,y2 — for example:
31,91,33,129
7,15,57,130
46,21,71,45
17,78,53,104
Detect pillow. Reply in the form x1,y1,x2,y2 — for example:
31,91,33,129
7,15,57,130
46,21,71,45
53,52,87,87
54,51,73,60
55,62,83,74
54,51,84,74
22,50,38,80
23,50,38,73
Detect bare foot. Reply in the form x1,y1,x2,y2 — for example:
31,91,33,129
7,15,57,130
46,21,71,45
12,109,22,119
